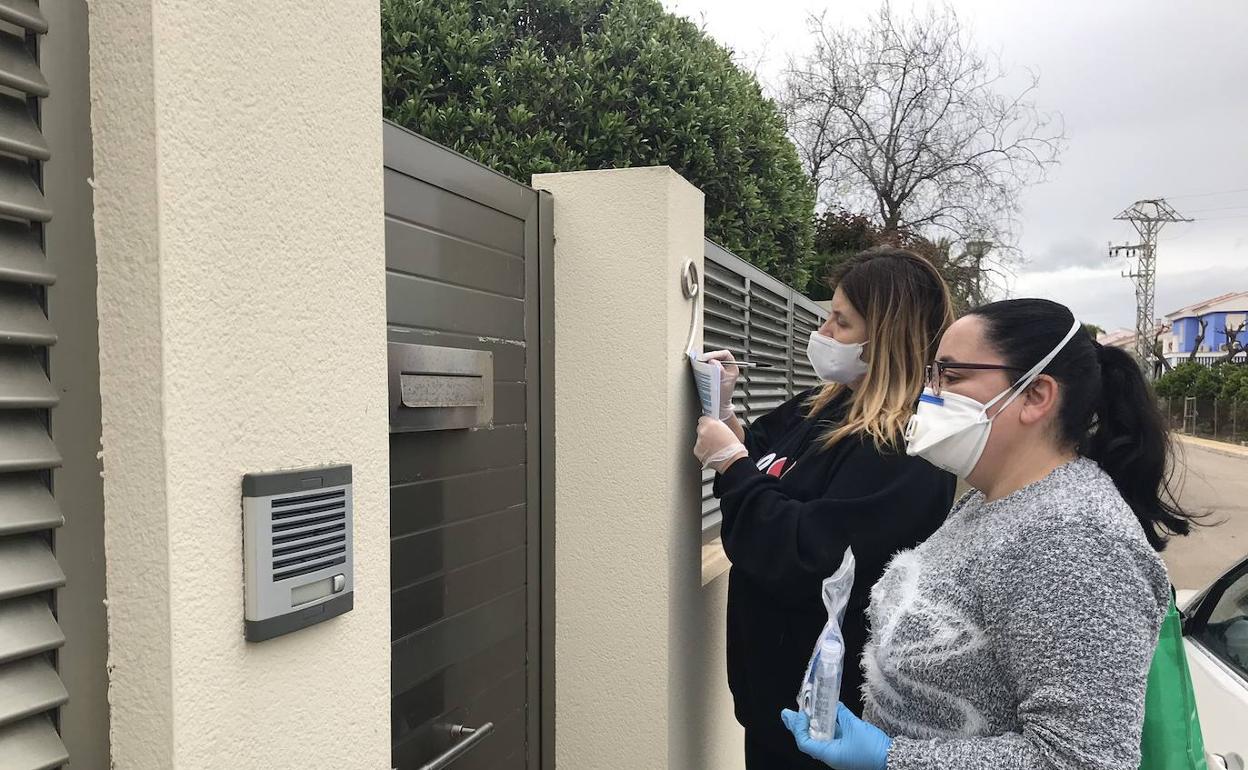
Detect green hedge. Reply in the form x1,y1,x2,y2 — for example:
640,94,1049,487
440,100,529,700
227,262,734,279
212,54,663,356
382,0,816,284
1154,361,1248,401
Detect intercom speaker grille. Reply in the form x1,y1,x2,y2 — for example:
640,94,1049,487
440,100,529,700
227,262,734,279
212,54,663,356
242,464,354,642
269,489,348,581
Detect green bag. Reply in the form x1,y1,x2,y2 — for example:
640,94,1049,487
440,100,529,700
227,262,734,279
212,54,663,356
1139,596,1208,770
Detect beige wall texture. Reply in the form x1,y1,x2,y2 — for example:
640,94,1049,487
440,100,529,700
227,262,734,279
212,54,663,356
534,167,745,770
89,2,390,768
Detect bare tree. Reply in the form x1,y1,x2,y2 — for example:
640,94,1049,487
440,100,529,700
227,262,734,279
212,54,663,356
1152,325,1172,376
779,2,1065,281
1217,319,1247,364
1187,318,1209,363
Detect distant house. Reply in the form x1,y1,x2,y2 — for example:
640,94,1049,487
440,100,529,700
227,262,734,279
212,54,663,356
1098,325,1170,377
1098,328,1138,351
1162,291,1248,366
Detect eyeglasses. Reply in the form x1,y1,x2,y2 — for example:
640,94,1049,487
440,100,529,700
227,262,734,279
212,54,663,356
925,362,1027,396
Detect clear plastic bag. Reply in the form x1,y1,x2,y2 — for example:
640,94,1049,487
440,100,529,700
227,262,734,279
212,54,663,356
796,548,856,740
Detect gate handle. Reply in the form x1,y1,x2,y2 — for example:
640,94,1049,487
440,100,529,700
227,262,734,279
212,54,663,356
417,722,495,770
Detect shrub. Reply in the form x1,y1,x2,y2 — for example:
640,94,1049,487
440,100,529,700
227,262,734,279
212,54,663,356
382,0,816,283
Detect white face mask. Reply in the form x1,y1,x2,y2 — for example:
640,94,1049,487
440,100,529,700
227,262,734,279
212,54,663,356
807,330,868,384
904,319,1082,478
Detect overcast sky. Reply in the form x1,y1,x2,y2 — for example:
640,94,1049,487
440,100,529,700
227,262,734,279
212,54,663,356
662,0,1248,330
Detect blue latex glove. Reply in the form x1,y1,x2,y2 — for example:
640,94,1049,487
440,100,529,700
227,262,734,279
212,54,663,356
781,704,892,770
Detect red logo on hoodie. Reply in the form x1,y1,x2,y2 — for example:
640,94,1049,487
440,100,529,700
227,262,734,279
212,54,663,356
756,453,788,477
767,458,788,477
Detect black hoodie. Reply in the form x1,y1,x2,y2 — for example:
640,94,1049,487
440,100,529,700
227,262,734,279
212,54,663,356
714,388,955,765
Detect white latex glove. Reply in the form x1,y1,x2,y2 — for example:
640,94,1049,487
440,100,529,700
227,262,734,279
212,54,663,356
694,416,748,472
699,350,739,421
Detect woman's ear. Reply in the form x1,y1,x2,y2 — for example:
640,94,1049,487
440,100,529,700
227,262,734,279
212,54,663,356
1019,374,1060,426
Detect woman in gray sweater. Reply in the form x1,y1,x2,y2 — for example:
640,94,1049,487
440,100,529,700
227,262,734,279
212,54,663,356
782,298,1199,770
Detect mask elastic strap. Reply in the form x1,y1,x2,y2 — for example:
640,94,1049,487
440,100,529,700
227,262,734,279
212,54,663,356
983,318,1083,417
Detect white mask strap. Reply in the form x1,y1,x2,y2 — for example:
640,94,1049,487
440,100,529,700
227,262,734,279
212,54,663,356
984,318,1083,416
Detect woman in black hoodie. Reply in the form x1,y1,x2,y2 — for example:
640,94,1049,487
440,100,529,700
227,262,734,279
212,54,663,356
693,248,957,769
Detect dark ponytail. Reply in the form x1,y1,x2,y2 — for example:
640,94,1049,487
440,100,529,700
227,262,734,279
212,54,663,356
971,298,1198,551
1084,343,1193,549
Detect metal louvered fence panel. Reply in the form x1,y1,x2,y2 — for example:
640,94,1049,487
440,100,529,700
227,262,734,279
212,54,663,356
0,4,73,767
700,241,828,542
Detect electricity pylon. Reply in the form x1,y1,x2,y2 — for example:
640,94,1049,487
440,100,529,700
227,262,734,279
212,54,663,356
1108,199,1191,376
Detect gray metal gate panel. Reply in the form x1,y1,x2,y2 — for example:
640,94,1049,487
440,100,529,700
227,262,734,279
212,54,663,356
534,190,554,770
385,218,526,299
384,171,526,258
701,241,829,542
385,121,548,770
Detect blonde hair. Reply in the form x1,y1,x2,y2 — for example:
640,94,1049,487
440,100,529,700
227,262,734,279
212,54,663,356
806,247,955,452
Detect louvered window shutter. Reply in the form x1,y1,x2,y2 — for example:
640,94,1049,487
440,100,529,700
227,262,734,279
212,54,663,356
0,3,71,767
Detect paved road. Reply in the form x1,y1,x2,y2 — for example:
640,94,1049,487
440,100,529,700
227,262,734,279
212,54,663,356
1163,440,1248,590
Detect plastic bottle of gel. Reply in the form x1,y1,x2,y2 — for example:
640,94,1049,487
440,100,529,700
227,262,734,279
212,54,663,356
807,635,845,740
796,548,856,741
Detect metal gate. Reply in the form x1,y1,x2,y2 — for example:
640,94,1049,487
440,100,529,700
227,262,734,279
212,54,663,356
384,122,552,770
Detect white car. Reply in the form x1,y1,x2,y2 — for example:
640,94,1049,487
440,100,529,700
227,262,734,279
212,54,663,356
1178,556,1248,770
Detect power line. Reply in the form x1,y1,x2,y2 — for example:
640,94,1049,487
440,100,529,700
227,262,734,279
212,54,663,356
1183,203,1248,214
1158,222,1197,242
1166,186,1248,200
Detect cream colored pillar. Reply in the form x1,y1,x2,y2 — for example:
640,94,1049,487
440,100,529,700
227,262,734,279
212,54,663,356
534,167,745,769
89,2,389,767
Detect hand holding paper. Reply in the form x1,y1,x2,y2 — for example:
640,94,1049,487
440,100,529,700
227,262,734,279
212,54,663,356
701,350,740,420
688,349,739,421
688,352,723,420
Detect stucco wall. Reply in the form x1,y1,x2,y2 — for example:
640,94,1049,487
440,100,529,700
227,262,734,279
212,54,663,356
683,572,747,768
90,2,390,767
534,167,745,769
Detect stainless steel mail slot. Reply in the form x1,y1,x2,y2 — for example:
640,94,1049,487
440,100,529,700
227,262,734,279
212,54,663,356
401,373,485,409
389,342,494,432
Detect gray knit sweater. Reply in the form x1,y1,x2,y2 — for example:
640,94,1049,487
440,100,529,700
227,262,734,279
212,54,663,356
861,457,1170,769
